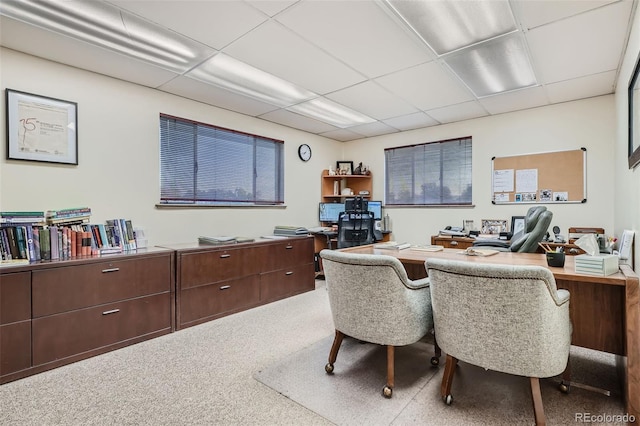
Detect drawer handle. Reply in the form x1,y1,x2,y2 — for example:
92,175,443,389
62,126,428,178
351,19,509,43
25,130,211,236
450,241,458,246
285,245,293,250
220,254,231,258
220,285,231,290
101,267,120,273
285,271,294,275
102,309,120,315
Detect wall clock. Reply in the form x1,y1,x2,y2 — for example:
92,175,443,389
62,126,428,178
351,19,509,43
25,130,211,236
298,144,312,162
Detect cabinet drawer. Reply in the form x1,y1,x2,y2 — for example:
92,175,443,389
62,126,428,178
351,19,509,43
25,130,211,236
0,271,31,324
260,263,315,303
0,321,31,376
256,238,314,273
179,247,258,289
32,255,171,317
32,292,170,366
180,275,260,325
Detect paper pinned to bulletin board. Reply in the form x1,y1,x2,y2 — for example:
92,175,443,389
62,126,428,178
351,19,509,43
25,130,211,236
491,148,586,204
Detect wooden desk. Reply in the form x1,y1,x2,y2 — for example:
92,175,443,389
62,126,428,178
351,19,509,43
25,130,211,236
339,245,640,420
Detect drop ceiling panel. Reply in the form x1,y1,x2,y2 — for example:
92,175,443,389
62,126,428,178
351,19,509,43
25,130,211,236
222,20,366,95
427,101,489,124
382,112,439,131
259,109,340,134
515,0,618,30
375,62,475,111
0,17,179,88
478,86,549,115
276,0,433,78
320,128,366,142
544,70,617,104
326,81,419,120
346,121,399,138
527,0,633,84
159,76,280,117
247,1,298,17
110,0,268,50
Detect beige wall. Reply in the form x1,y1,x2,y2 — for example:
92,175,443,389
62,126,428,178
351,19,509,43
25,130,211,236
0,48,341,245
345,96,616,245
614,2,640,270
0,39,634,252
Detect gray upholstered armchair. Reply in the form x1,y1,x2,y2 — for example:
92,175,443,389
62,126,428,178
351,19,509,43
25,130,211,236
319,249,439,398
425,258,571,425
473,206,553,253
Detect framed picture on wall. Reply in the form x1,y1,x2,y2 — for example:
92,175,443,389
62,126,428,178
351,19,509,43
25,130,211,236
6,89,78,165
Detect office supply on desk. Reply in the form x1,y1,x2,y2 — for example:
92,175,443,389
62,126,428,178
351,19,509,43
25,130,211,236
410,245,444,252
319,249,439,398
273,225,308,236
574,253,618,276
375,241,411,250
460,247,499,256
198,235,237,245
426,258,571,425
546,251,566,267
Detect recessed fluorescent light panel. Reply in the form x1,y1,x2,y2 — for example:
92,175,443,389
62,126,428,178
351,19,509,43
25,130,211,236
187,53,317,108
0,0,213,73
287,98,376,129
444,33,537,97
384,0,517,55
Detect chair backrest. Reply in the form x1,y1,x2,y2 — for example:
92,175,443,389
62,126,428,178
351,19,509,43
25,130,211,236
510,209,553,252
425,258,571,378
319,249,432,346
337,211,375,248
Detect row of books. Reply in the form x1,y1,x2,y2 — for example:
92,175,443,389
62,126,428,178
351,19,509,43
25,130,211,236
0,207,92,226
0,218,137,262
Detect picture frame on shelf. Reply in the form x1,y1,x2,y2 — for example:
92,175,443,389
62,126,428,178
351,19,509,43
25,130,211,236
336,160,354,175
510,216,525,235
6,89,78,165
629,52,640,169
481,219,508,234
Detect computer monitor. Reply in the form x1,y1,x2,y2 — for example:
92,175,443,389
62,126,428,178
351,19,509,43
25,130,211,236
319,202,345,223
367,200,382,220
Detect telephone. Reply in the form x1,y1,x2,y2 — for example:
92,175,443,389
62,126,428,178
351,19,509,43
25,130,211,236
445,225,464,232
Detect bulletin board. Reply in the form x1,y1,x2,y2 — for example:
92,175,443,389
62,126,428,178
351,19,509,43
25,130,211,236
491,148,586,204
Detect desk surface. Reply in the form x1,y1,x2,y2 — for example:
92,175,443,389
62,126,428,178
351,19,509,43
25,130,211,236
338,245,640,420
341,245,629,285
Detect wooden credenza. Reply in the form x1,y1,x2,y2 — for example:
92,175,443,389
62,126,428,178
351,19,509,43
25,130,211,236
162,237,315,330
431,235,476,249
0,248,174,384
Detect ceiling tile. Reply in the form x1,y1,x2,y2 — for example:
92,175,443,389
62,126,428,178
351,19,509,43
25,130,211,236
514,0,617,30
222,20,365,94
478,86,549,115
427,101,489,124
246,1,298,17
276,0,433,78
527,0,633,84
0,17,179,88
111,0,268,50
382,112,439,131
375,62,475,111
159,76,280,116
346,121,399,138
326,81,419,120
544,70,617,104
259,108,339,134
320,129,366,142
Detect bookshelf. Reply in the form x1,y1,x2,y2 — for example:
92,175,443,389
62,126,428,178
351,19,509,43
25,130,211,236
321,169,372,203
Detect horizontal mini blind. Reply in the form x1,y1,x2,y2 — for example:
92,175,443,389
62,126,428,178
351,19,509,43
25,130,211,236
385,137,472,206
160,114,284,205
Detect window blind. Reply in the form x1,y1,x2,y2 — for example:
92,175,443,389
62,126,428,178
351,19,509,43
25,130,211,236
160,114,284,205
385,137,472,206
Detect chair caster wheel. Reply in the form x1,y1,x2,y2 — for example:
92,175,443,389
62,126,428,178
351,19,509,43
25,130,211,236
430,356,439,366
382,385,393,398
443,394,453,405
559,381,570,394
325,363,334,374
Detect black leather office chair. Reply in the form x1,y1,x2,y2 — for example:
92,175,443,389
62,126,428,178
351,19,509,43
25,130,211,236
337,197,376,249
473,206,553,253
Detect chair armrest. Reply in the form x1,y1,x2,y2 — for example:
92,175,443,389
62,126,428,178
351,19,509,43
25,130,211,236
406,277,430,290
556,288,570,305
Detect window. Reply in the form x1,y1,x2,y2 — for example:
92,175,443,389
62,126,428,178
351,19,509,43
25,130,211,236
385,137,472,206
159,114,284,205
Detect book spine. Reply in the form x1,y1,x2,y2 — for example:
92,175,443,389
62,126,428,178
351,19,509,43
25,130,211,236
40,229,51,261
25,225,36,261
33,227,41,261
